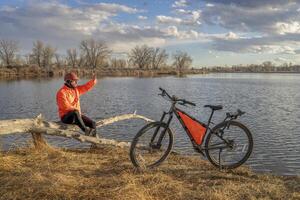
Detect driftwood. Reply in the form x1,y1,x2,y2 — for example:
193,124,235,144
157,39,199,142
0,112,154,149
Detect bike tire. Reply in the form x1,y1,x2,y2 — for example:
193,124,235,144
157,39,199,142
129,122,174,169
205,120,253,169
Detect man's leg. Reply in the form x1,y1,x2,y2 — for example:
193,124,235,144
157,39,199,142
61,110,88,133
81,115,97,136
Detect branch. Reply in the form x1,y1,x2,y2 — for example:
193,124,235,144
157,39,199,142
0,113,154,148
96,112,154,127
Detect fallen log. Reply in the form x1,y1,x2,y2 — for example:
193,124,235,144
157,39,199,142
0,112,154,149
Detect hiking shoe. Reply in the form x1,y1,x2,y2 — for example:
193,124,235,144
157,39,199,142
84,128,91,136
90,129,97,137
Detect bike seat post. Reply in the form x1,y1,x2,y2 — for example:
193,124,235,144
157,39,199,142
207,110,215,127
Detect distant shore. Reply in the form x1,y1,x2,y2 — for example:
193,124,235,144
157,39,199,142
0,65,206,80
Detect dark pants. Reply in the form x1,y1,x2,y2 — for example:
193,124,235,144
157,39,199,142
61,110,96,133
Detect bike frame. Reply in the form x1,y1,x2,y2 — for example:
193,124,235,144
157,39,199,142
150,101,221,155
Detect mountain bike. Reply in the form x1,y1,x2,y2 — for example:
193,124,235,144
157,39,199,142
129,87,253,170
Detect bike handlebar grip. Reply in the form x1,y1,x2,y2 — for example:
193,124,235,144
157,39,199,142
186,101,196,106
184,100,196,106
237,109,246,116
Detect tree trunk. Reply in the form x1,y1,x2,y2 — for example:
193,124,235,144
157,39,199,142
0,113,154,149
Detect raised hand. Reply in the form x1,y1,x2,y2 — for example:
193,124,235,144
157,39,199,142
92,72,97,80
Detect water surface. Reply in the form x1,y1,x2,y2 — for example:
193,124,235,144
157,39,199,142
0,73,299,175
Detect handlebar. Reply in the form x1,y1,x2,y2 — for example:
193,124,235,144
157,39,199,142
158,87,196,107
226,109,245,119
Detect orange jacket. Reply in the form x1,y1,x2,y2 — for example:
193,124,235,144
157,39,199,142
56,79,97,119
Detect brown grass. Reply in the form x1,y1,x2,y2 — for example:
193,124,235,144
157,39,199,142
0,145,299,200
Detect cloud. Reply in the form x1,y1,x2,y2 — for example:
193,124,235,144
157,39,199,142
157,11,201,25
172,0,188,8
206,3,215,7
163,26,199,39
92,2,140,14
274,57,288,62
224,32,239,40
157,15,183,24
201,2,300,34
250,45,295,54
0,1,161,53
275,21,300,34
211,33,300,54
138,15,148,20
204,0,299,8
0,5,17,12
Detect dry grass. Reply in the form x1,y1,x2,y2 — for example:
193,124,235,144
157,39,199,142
0,145,299,200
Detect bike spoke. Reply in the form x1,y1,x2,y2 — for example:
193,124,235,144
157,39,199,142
130,123,173,168
205,121,253,169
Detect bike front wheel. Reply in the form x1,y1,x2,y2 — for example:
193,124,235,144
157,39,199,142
130,122,174,169
205,120,253,169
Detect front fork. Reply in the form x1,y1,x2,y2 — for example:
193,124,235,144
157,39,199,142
150,112,172,149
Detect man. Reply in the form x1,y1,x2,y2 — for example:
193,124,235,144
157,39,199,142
56,72,97,136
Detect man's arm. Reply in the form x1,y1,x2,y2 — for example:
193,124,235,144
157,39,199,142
77,74,97,95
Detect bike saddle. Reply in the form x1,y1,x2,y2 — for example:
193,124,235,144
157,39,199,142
204,105,223,111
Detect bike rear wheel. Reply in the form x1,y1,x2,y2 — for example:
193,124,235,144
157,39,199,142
130,122,174,169
205,120,253,169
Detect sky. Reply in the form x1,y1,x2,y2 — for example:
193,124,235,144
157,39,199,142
1,0,300,67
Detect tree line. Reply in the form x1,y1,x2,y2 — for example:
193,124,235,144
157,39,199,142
0,39,193,71
205,61,300,73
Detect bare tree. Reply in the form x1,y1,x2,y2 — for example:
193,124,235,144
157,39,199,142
31,40,44,67
129,45,153,69
31,41,55,68
110,58,127,69
54,53,64,68
80,39,110,69
42,45,56,68
24,54,31,65
78,53,86,68
151,48,168,69
66,48,78,68
173,51,192,71
0,39,19,66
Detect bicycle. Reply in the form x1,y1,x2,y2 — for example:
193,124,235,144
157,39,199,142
129,87,253,170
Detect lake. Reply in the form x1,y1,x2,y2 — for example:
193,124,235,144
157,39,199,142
0,73,299,176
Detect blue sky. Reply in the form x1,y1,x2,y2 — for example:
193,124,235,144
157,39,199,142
1,0,300,67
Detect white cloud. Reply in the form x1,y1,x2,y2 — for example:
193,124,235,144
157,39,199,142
206,3,215,7
0,5,17,12
138,15,148,20
0,1,166,53
165,26,180,37
172,0,188,8
110,37,166,53
175,9,190,14
157,15,183,24
157,11,201,25
274,57,288,62
204,0,294,8
202,2,300,34
93,3,140,14
275,21,300,34
225,32,239,40
249,45,295,54
164,26,200,39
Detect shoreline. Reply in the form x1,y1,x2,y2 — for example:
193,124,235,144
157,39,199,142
0,66,206,80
